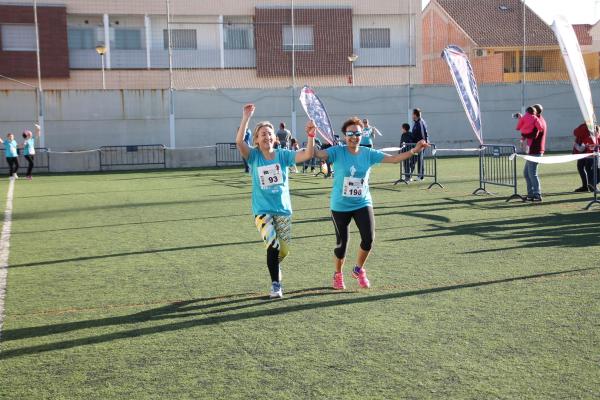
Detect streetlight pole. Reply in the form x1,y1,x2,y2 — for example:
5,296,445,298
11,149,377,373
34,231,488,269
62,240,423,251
348,54,358,86
33,0,45,147
95,44,107,89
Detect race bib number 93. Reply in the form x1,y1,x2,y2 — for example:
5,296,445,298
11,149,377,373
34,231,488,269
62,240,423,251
258,164,283,189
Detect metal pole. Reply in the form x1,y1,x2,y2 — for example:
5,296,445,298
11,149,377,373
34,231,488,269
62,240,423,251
351,62,355,85
101,55,106,89
291,0,297,139
33,0,45,147
166,0,176,148
407,0,412,122
521,0,526,113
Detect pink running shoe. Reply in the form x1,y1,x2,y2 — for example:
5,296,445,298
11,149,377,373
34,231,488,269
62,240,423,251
352,266,370,288
332,272,345,290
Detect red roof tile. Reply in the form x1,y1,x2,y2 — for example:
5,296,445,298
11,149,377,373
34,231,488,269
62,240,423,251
573,24,592,45
435,0,557,47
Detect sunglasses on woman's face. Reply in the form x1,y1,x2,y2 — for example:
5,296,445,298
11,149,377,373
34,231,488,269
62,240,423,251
345,130,362,137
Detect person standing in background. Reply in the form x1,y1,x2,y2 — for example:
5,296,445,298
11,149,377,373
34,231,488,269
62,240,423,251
22,124,40,180
276,122,292,149
400,123,414,181
359,118,382,148
520,104,546,202
411,109,428,179
0,133,19,180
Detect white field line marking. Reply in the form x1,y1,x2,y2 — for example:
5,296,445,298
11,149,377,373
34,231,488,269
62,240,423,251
0,178,15,341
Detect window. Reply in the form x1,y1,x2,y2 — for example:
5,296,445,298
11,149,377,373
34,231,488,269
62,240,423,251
282,25,313,51
224,28,252,50
1,24,36,51
525,56,544,72
360,28,390,49
114,29,142,50
68,28,95,49
163,29,197,50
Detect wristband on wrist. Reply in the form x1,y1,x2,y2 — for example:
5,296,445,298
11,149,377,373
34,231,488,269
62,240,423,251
410,148,417,155
307,131,316,138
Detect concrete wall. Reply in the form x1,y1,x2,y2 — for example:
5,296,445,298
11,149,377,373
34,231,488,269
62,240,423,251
0,83,598,171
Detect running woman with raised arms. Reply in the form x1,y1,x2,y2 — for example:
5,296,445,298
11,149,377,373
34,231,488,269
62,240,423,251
312,117,428,289
236,104,315,298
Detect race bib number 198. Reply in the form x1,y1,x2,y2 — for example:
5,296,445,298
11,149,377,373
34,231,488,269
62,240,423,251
343,177,365,197
258,164,283,189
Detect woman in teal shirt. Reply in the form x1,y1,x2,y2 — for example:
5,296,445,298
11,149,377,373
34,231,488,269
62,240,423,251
0,133,19,179
313,117,428,290
22,124,40,180
235,104,315,299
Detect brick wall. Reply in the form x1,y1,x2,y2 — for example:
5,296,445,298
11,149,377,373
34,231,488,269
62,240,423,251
255,7,352,77
0,5,69,78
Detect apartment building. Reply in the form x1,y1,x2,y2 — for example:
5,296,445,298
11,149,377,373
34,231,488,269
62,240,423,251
0,0,422,89
422,0,599,84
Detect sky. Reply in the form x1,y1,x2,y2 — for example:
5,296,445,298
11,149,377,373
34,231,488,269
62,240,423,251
422,0,600,25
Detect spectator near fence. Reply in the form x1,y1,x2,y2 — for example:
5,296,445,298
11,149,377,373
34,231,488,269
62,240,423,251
276,122,292,149
573,123,599,192
400,122,414,181
411,109,429,180
519,104,546,202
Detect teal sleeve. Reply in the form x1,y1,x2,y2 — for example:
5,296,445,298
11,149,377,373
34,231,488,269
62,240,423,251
285,149,296,167
326,146,337,163
247,148,256,163
370,149,386,166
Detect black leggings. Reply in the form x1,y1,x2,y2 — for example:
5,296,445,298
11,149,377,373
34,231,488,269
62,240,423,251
6,157,18,176
331,206,375,259
577,158,588,187
24,155,34,176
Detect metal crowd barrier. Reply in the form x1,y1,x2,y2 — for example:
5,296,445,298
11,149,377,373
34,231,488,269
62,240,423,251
0,147,49,173
99,144,166,170
393,143,443,189
215,142,244,167
473,144,523,201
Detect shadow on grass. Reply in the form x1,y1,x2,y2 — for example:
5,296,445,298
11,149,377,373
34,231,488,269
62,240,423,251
385,211,600,251
0,287,333,343
1,267,595,359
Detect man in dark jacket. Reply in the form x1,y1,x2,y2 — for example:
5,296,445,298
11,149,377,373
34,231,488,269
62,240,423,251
411,109,428,179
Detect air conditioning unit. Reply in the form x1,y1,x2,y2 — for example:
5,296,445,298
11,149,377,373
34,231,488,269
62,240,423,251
475,49,488,57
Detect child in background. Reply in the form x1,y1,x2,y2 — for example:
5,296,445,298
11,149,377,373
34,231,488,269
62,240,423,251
515,106,539,153
400,123,414,181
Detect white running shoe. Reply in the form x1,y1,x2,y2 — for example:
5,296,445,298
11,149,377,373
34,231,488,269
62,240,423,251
269,281,283,299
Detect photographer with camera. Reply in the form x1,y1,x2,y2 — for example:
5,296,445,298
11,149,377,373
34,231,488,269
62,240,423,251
515,104,546,202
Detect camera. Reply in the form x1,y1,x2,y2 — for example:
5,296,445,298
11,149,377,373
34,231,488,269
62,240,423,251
512,113,521,119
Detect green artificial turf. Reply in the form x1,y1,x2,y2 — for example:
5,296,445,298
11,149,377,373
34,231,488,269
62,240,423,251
0,157,598,399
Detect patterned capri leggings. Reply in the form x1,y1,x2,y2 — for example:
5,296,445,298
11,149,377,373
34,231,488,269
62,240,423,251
254,214,292,282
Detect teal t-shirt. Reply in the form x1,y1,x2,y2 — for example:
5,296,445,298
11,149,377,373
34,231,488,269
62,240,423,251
326,146,385,212
359,127,374,146
4,140,17,157
248,147,296,216
23,138,35,156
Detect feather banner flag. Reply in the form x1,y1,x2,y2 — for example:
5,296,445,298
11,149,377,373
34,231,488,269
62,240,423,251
299,85,335,145
442,45,483,145
552,15,596,136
